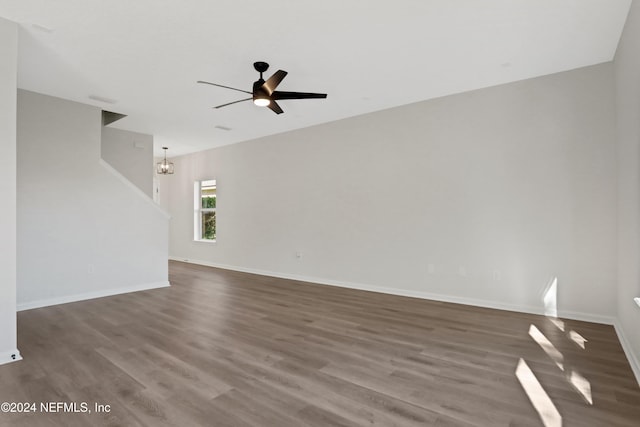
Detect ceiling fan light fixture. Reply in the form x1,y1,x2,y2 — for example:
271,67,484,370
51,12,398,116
253,97,270,107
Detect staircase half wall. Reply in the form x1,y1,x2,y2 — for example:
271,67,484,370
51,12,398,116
17,90,170,310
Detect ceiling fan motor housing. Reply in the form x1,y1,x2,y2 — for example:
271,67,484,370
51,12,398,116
252,79,269,104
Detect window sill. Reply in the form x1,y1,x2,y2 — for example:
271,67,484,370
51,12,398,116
194,239,216,244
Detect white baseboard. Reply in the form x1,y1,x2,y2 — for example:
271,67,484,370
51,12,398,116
0,349,22,366
172,256,640,384
614,320,640,386
168,257,614,325
553,310,615,325
17,281,170,312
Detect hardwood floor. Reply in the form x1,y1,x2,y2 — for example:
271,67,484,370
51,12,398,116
1,260,639,426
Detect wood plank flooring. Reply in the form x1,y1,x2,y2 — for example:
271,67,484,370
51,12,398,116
0,260,639,426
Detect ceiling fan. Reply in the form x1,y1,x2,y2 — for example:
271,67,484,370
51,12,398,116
197,61,327,115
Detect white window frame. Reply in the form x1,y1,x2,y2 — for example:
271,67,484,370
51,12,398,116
194,179,216,242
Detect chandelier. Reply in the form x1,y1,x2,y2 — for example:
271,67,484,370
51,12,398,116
156,147,174,175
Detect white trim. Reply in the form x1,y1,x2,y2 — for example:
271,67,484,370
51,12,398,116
99,159,171,220
614,320,640,386
17,281,170,312
0,349,22,366
168,257,615,325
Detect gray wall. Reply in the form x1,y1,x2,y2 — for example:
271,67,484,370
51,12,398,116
17,90,170,309
166,63,617,322
101,126,153,197
614,0,640,381
0,17,19,364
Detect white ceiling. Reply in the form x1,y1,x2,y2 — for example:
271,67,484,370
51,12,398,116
0,0,632,157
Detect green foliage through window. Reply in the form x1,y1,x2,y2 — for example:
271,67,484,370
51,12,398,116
202,196,216,209
202,211,216,240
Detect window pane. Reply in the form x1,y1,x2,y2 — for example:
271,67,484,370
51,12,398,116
201,211,216,240
201,195,216,209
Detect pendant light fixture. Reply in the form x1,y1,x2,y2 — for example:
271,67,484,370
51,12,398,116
156,147,174,175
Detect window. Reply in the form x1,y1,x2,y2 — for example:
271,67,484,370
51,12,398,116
194,179,216,241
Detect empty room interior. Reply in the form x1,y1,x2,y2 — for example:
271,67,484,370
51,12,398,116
1,1,640,426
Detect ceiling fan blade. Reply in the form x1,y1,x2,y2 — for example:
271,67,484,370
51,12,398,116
268,100,284,114
197,80,252,95
262,70,288,95
271,91,327,100
214,98,252,109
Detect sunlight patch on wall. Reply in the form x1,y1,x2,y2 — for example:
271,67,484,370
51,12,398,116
543,277,558,317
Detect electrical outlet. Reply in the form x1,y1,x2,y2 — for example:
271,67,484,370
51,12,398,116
296,252,302,259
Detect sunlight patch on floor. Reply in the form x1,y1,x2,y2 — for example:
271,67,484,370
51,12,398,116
516,358,563,427
568,330,587,350
568,370,593,405
548,317,565,332
529,324,564,371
